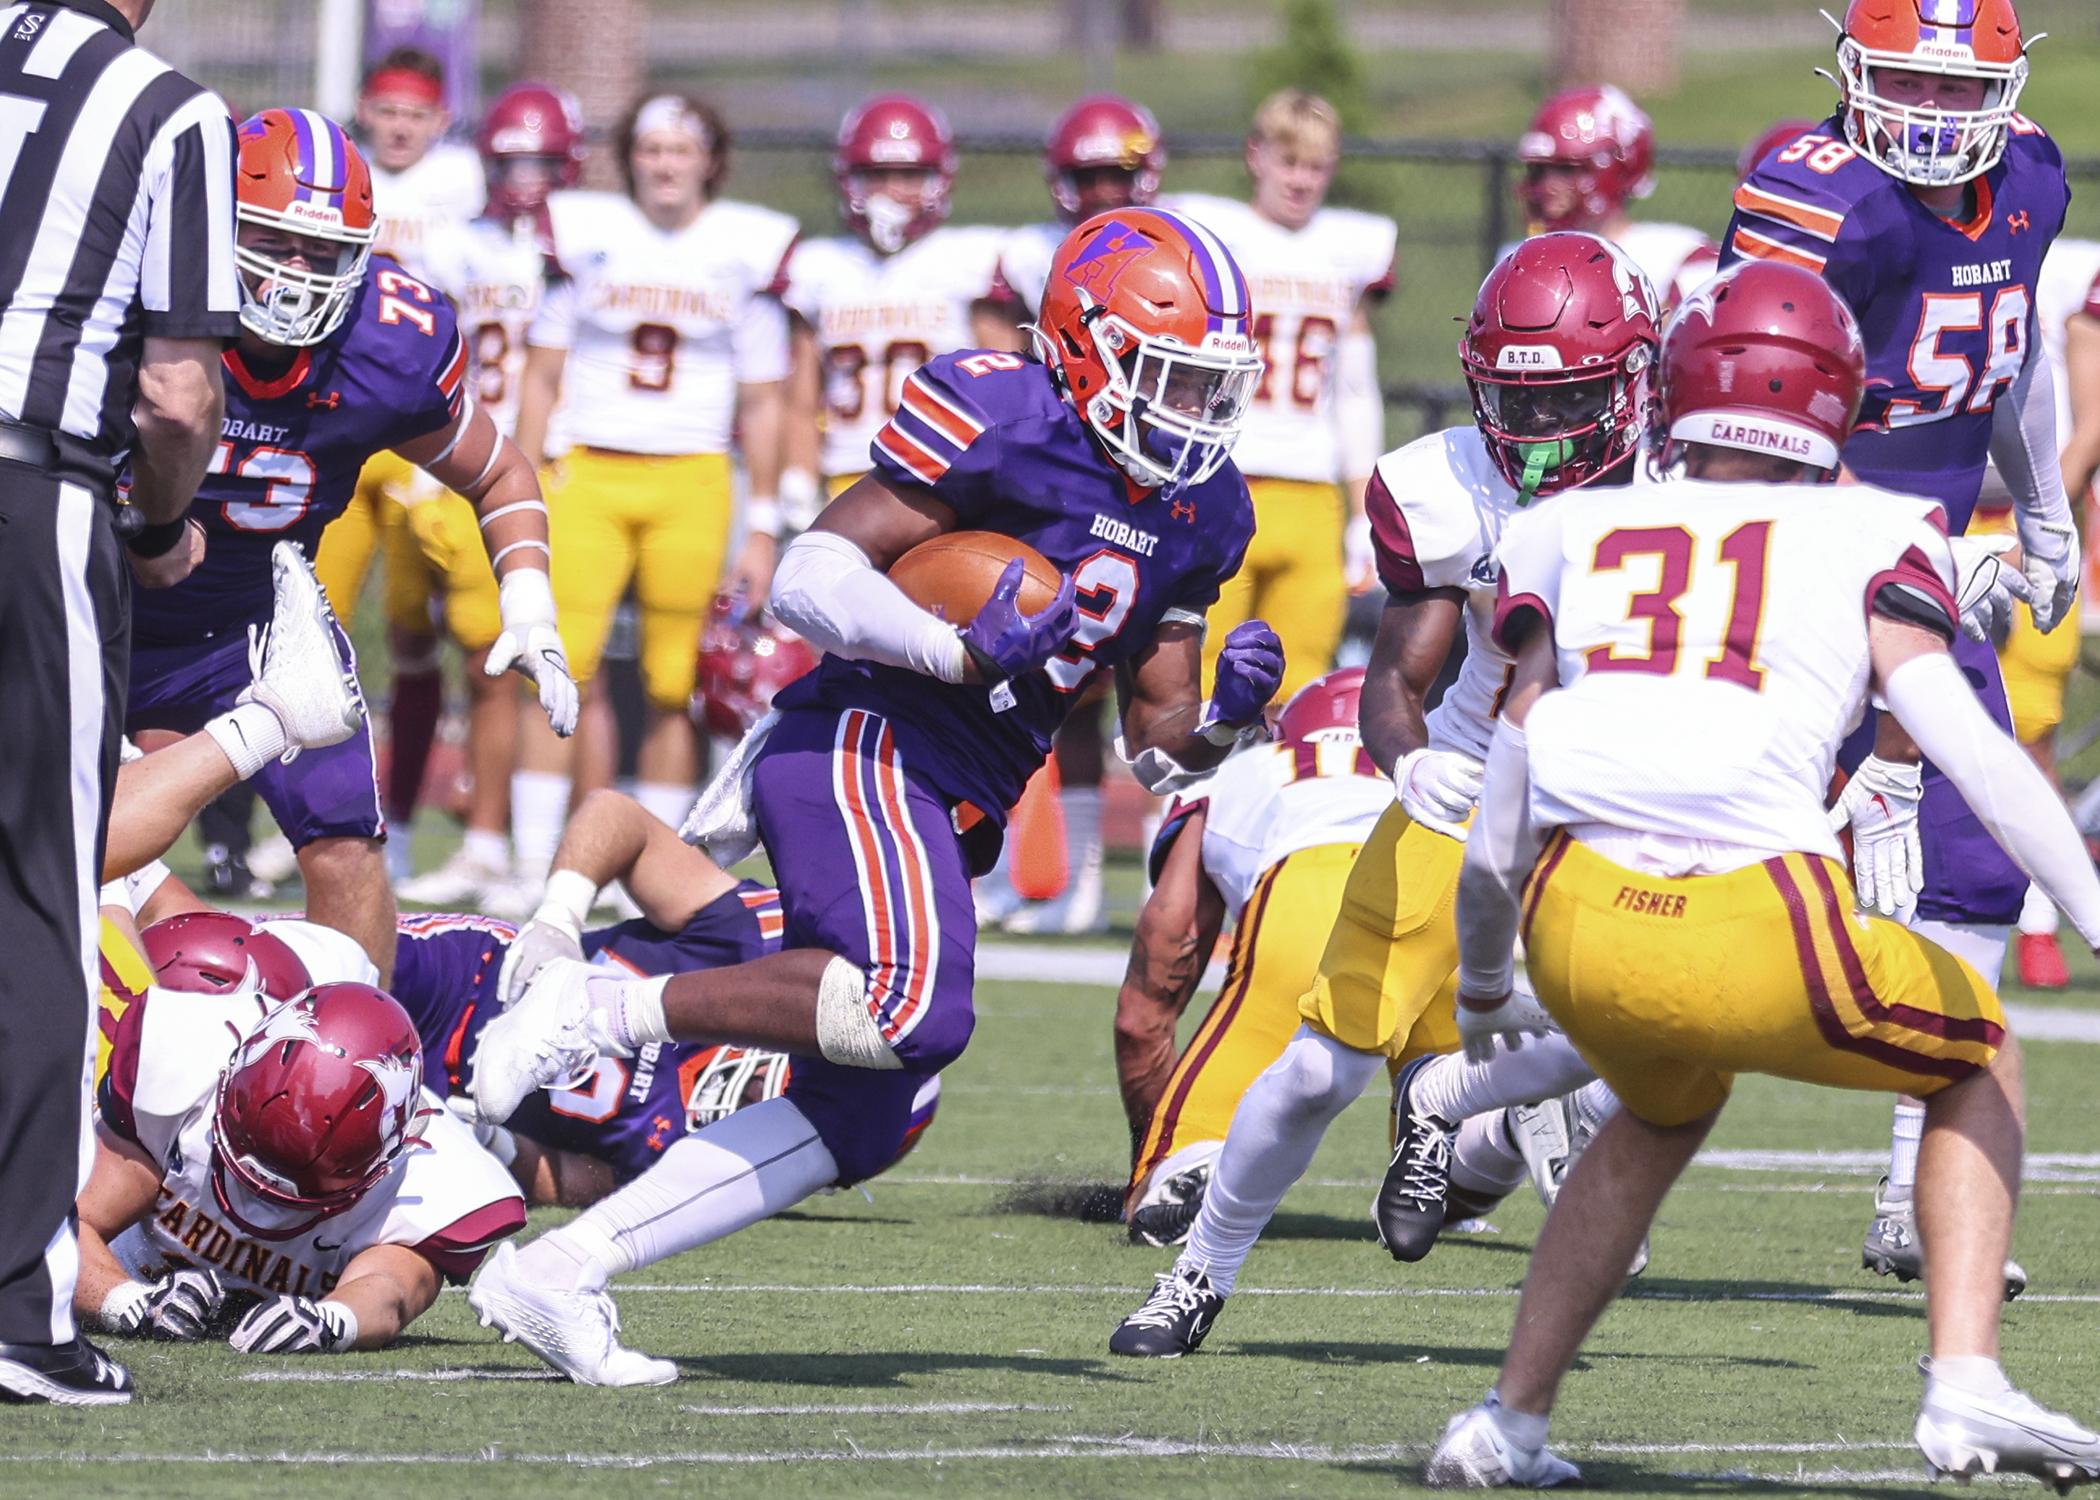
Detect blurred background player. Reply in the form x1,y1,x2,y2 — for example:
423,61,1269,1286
398,83,590,908
1168,90,1397,698
507,92,794,911
129,110,574,984
359,46,484,276
1517,84,1718,311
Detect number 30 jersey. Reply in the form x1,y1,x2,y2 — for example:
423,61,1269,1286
532,192,797,456
130,256,468,648
1491,476,1957,862
1724,115,2069,530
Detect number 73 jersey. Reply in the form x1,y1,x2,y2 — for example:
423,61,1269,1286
1491,476,1958,862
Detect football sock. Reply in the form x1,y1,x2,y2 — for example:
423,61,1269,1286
511,770,571,872
1928,1355,2012,1399
1571,1078,1620,1132
204,701,290,779
634,780,693,832
1178,1027,1384,1297
386,666,443,822
1451,1111,1529,1203
521,1098,839,1282
1486,1388,1552,1443
1061,784,1103,890
1910,918,2011,990
462,828,510,873
2018,882,2060,936
1408,1033,1596,1124
1886,1098,1926,1203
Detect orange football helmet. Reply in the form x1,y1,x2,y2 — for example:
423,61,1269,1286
1830,0,2032,186
234,109,376,346
1032,208,1263,493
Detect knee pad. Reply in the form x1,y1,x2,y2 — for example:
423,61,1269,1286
1269,1026,1385,1120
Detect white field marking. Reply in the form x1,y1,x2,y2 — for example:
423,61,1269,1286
588,1282,2100,1305
1694,1149,2100,1182
678,1401,1070,1416
975,944,1227,991
2003,1001,2100,1043
239,1368,564,1382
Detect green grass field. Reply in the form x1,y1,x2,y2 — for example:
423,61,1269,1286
11,942,2099,1498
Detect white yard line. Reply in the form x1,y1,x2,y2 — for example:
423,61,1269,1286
239,1368,564,1382
678,1401,1070,1416
592,1281,2100,1304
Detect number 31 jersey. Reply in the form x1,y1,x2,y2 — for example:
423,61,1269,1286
1492,476,1957,861
532,192,797,456
1725,116,2069,529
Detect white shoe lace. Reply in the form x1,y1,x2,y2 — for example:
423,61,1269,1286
1392,1115,1455,1207
1125,1270,1213,1332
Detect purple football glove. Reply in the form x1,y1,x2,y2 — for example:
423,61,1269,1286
958,556,1079,683
1199,619,1284,737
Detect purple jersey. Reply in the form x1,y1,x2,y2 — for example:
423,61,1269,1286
387,883,782,1182
1724,115,2068,530
131,257,469,647
777,352,1254,819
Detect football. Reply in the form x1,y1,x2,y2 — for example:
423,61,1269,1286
888,531,1061,624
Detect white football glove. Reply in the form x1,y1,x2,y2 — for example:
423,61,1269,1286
229,1294,358,1354
1455,973,1559,1066
1827,753,1924,918
1946,533,2032,646
101,1268,225,1342
1394,748,1485,842
2014,514,2080,635
486,569,580,737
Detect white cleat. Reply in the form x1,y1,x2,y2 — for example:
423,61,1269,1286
1425,1403,1581,1489
397,846,510,906
1917,1369,2100,1492
468,956,598,1124
242,542,365,757
467,1242,676,1387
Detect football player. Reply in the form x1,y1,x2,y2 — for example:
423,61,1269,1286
395,83,591,908
1109,234,1655,1358
1725,0,2073,1285
780,94,1014,528
1516,85,1719,311
1167,90,1397,693
507,92,794,897
126,110,578,986
78,981,525,1360
358,48,484,279
1429,259,2100,1490
463,209,1282,1385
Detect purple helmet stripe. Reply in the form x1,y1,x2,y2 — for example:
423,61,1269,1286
1157,208,1249,327
287,108,318,203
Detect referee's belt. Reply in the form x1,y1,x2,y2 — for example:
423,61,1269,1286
0,414,112,495
0,415,57,470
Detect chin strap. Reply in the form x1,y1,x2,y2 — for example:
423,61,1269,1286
1515,439,1573,505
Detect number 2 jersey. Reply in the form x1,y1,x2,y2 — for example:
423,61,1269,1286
1725,115,2069,529
778,352,1256,821
128,256,468,648
1492,476,1958,862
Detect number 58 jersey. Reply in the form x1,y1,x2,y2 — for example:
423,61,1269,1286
1492,477,1958,861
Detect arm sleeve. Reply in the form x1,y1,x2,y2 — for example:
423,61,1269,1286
1455,719,1541,997
869,360,1004,522
137,94,241,338
527,275,576,351
1865,524,1959,641
732,289,791,386
1989,347,2073,535
770,528,969,683
1334,329,1383,484
1882,650,2100,947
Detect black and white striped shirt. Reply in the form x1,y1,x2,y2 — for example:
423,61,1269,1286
0,0,237,467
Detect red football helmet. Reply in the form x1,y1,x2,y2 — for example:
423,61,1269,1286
1659,260,1866,477
1462,231,1660,502
1738,118,1821,182
141,910,313,1002
1045,95,1166,226
834,94,956,254
1516,86,1655,233
1277,667,1365,748
691,603,818,739
211,983,426,1241
478,82,585,231
1833,0,2030,186
1034,209,1263,493
234,109,376,346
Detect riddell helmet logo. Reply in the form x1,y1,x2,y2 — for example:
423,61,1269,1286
1067,219,1151,299
285,200,345,229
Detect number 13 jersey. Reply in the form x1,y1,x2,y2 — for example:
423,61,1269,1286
1492,476,1957,861
532,192,798,456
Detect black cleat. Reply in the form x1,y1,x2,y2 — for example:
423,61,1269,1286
1374,1053,1458,1263
1127,1162,1211,1248
1109,1265,1225,1358
0,1337,134,1405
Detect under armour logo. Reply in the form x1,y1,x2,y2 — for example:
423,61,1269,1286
1169,497,1197,523
2008,211,2032,234
307,390,342,409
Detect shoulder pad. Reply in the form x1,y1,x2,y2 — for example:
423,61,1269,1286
1367,427,1506,592
1312,207,1401,286
873,351,1051,486
545,191,633,260
709,198,801,289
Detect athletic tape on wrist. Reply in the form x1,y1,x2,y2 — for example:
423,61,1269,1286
538,868,597,934
815,956,901,1069
99,1280,152,1331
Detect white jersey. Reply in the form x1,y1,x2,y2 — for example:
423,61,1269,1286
1614,220,1719,310
420,216,551,435
782,227,1007,478
100,987,523,1298
1164,194,1397,483
368,142,485,283
1365,426,1526,763
532,192,797,456
2035,238,2100,444
1493,475,1957,864
994,221,1064,316
1165,731,1389,920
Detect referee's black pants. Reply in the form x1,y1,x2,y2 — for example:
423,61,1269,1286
0,467,123,1346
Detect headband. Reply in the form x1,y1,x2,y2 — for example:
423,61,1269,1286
634,95,708,147
363,67,443,107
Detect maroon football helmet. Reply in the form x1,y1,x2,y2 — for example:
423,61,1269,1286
833,93,956,254
691,602,818,739
1516,85,1656,233
1461,231,1660,502
1737,118,1819,183
141,910,312,1001
478,81,585,242
1277,666,1365,748
211,983,426,1241
1659,260,1865,477
1045,94,1165,226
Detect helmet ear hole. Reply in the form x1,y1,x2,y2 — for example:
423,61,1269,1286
1060,328,1086,361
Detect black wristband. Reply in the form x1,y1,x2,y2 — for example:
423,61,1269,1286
960,637,1009,685
125,516,188,560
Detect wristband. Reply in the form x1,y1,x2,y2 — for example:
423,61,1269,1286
744,497,781,539
100,1279,152,1330
126,516,188,560
537,868,597,935
322,1300,360,1353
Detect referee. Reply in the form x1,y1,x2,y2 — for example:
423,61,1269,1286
0,0,236,1405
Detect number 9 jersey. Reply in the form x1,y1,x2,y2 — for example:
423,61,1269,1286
530,191,798,456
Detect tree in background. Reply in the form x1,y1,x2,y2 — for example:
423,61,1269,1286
1247,0,1369,133
1554,0,1684,96
520,0,643,191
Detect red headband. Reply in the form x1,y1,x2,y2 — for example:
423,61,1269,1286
362,68,443,107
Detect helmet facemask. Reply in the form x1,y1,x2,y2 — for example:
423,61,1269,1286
1830,32,2029,186
1467,357,1651,504
843,169,948,255
234,209,373,347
